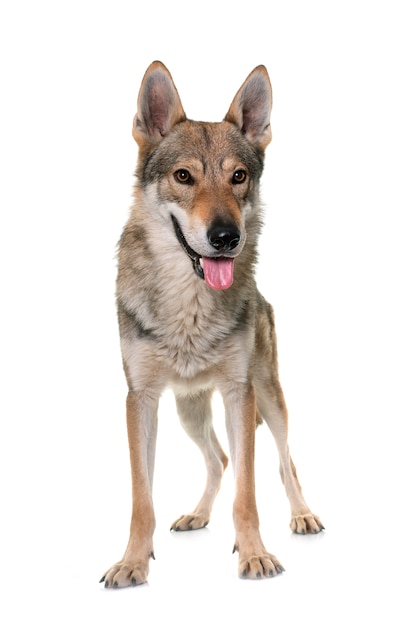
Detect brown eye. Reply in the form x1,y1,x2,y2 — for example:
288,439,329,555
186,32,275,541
174,169,193,185
232,169,247,184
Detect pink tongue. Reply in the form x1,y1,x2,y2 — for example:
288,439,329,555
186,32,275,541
203,257,234,290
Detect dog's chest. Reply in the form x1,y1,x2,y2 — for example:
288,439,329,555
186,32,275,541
118,226,248,380
150,286,233,377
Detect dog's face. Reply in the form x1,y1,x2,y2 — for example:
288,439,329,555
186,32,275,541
132,62,272,290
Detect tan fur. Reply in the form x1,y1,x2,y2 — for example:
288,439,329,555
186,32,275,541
100,61,323,588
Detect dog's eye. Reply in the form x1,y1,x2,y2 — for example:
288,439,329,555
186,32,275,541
174,169,193,185
232,169,247,184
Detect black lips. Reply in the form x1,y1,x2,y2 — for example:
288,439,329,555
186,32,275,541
171,215,204,280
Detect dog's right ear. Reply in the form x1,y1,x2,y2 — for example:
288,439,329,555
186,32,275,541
225,65,272,151
133,61,187,147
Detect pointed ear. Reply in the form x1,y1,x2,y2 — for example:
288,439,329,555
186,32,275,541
224,65,272,150
132,61,186,147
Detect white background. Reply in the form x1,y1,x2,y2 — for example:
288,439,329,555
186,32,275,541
1,1,415,623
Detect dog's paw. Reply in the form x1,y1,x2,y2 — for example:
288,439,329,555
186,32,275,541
237,552,285,579
170,512,209,531
100,554,154,589
290,513,324,535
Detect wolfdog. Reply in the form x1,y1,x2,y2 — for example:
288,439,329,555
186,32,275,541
100,61,323,587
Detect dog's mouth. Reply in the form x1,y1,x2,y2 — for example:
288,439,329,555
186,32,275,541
171,215,235,290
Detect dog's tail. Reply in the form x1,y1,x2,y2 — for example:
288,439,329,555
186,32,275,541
256,408,263,427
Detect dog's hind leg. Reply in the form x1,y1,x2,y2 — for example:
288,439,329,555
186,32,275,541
255,378,324,534
170,389,228,531
255,299,324,534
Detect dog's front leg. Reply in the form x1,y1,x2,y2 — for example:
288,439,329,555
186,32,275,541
101,390,158,588
223,383,284,579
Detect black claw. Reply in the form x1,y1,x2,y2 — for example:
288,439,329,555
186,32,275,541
241,569,247,578
232,544,238,554
268,569,275,577
113,581,119,589
131,577,137,587
256,572,262,579
150,551,156,560
99,576,105,583
104,580,109,589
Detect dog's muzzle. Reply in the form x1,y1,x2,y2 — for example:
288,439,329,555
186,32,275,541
171,215,236,290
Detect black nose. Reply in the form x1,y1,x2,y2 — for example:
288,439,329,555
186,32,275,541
208,223,241,252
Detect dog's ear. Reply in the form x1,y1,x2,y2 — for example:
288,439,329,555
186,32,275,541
133,61,186,147
224,65,272,150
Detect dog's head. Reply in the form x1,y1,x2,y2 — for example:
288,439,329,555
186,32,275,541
132,61,272,290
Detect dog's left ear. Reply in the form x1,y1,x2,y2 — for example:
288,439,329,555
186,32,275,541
133,61,187,147
225,65,272,150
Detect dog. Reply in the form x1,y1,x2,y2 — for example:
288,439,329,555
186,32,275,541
100,61,323,588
